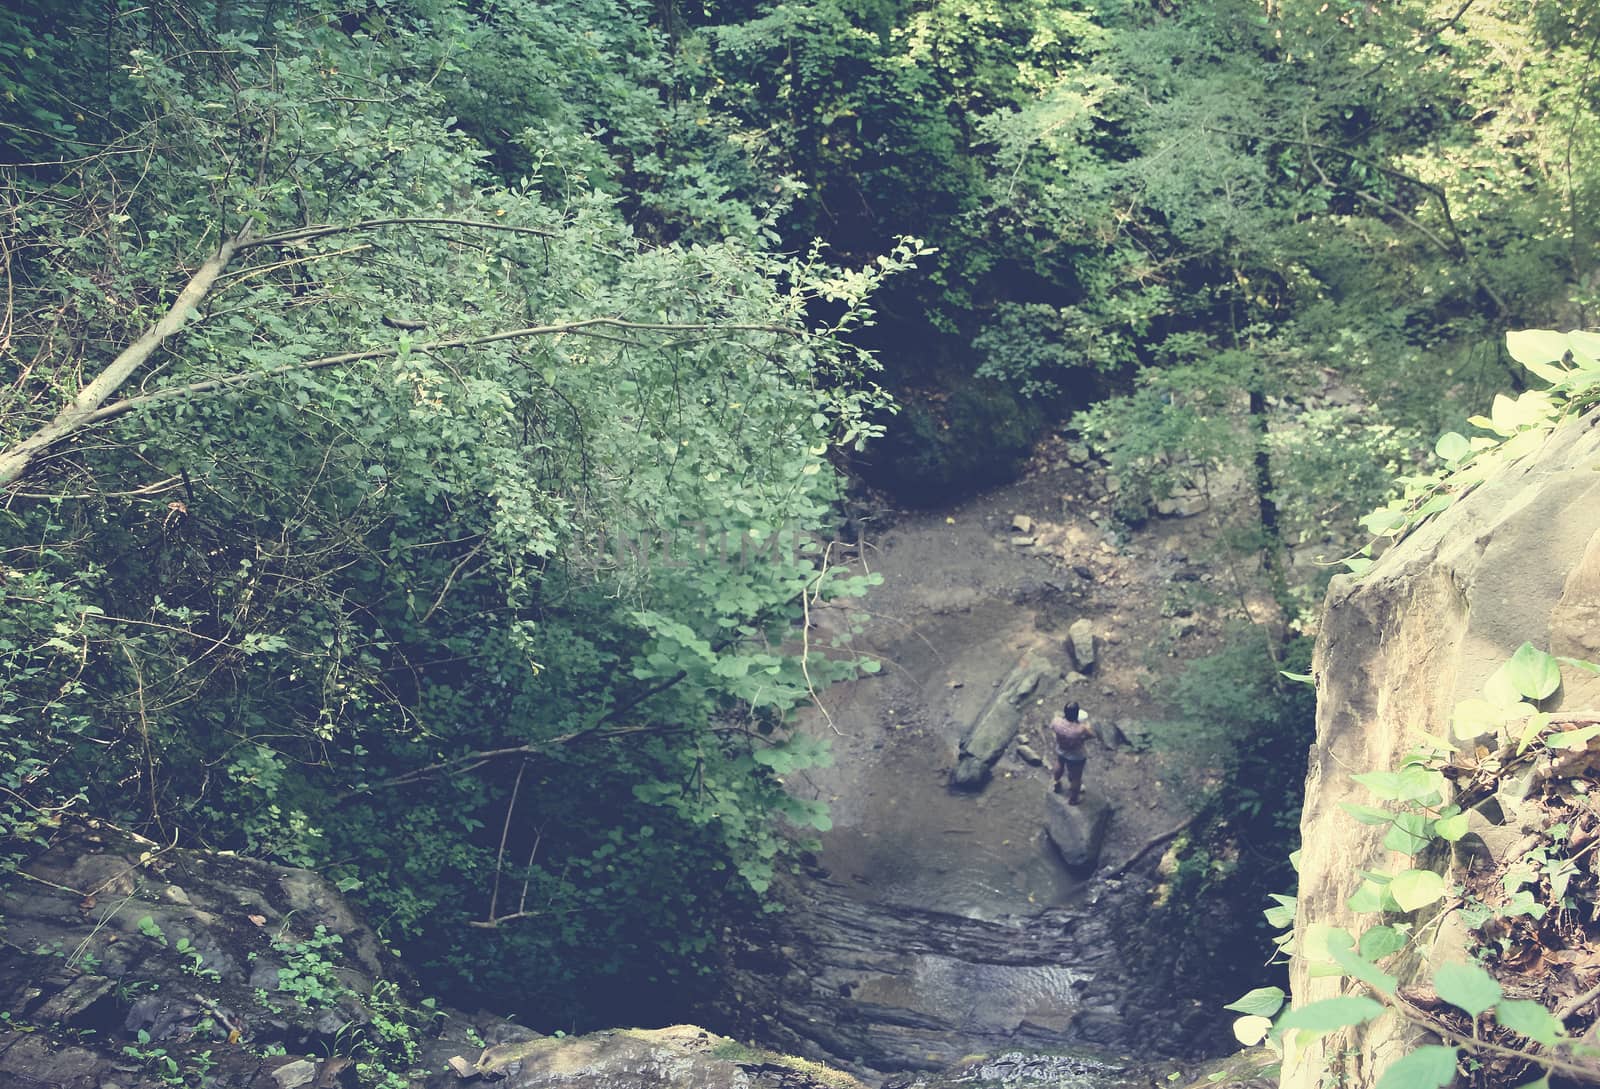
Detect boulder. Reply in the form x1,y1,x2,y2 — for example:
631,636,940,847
1154,493,1208,517
1287,406,1600,1089
1011,514,1034,533
951,662,1049,791
1092,718,1129,749
466,1026,869,1089
1067,619,1097,672
1044,790,1112,871
1015,743,1044,767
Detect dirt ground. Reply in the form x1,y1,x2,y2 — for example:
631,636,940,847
789,442,1270,920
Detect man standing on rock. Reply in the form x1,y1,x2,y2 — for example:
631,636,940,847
1050,702,1093,805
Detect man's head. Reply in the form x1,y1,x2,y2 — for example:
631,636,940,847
1064,701,1080,722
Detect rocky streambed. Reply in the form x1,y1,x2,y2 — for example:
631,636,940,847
713,459,1261,1077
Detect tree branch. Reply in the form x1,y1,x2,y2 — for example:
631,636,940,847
3,318,802,490
0,229,249,487
239,216,558,250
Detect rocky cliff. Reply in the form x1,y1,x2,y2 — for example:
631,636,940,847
0,824,870,1089
1288,406,1600,1087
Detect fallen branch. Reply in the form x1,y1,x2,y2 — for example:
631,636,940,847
0,229,249,487
1103,814,1199,878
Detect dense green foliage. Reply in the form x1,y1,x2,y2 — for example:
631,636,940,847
0,0,913,1026
8,0,1600,1060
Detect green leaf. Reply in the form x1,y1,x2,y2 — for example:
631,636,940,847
1224,986,1285,1017
1262,894,1296,929
1231,1015,1273,1046
1389,868,1446,912
1451,697,1509,739
1505,329,1569,366
1434,431,1471,462
1548,724,1600,750
1341,801,1398,826
1433,813,1469,842
1504,642,1561,700
1494,998,1563,1046
1346,880,1387,914
1383,811,1430,855
1434,961,1501,1017
1567,330,1600,361
1277,995,1384,1036
1279,670,1314,685
1373,1045,1458,1089
1326,929,1397,995
1357,925,1407,960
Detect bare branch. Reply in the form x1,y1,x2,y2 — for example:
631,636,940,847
240,216,559,249
0,229,249,487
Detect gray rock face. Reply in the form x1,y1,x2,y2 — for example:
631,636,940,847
468,1026,867,1089
1068,619,1097,672
0,827,863,1089
951,662,1050,791
719,871,1218,1076
1044,791,1113,871
1289,407,1600,1089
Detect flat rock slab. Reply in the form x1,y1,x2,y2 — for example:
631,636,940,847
1044,791,1113,872
952,661,1051,791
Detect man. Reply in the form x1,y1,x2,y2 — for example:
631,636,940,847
1049,702,1093,806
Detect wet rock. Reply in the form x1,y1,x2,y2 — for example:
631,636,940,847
1015,743,1044,767
1072,564,1094,581
1067,619,1097,672
468,1026,869,1089
952,663,1050,791
882,1049,1130,1088
1066,443,1091,465
1092,719,1129,749
1154,493,1207,517
269,1059,317,1089
1044,791,1113,872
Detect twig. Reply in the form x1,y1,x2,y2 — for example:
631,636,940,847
484,760,526,928
1556,978,1600,1023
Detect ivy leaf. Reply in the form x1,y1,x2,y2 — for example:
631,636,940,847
1548,724,1600,750
1504,642,1561,700
1389,869,1446,912
1341,801,1397,826
1434,961,1501,1017
1327,929,1397,995
1224,986,1286,1017
1506,329,1569,366
1451,697,1509,739
1494,998,1564,1046
1277,995,1384,1036
1231,1015,1273,1046
1433,812,1469,842
1433,431,1471,462
1347,880,1387,914
1374,1045,1459,1089
1382,811,1430,856
1357,925,1407,960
